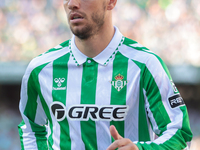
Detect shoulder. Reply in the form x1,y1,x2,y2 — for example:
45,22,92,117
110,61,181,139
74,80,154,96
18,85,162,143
119,37,163,65
24,40,71,76
119,37,171,78
41,40,70,55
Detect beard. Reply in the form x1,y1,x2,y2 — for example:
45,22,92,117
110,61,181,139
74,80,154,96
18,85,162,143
69,3,106,40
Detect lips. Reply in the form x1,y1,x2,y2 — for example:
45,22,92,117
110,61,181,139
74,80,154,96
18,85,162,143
70,13,84,20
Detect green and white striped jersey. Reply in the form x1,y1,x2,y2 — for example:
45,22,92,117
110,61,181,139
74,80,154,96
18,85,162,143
18,27,192,150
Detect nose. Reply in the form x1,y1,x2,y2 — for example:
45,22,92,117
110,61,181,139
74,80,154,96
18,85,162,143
67,0,80,10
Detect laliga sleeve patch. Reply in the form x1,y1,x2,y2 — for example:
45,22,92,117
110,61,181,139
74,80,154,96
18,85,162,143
168,94,185,108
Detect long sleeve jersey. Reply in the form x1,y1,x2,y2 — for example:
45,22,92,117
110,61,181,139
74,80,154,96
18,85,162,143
18,27,192,150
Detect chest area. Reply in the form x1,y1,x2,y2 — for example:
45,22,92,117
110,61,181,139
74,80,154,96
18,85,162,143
39,63,141,122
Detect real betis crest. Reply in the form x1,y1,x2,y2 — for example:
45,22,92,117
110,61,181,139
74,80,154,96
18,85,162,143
111,74,128,91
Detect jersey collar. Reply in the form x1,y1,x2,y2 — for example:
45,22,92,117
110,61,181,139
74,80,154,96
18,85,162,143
70,26,124,66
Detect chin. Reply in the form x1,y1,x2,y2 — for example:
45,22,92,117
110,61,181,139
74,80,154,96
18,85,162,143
71,25,93,40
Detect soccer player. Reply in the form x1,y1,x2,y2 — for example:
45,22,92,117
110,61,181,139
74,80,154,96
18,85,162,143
18,0,193,149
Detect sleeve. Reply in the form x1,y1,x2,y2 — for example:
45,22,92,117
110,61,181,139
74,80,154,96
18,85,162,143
18,66,48,150
136,55,193,150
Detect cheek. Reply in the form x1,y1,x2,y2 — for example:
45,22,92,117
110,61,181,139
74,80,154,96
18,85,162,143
63,5,68,12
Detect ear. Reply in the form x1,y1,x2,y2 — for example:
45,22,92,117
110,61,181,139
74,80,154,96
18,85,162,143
107,0,117,10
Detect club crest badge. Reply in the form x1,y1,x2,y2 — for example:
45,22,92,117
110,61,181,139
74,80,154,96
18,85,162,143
110,74,128,92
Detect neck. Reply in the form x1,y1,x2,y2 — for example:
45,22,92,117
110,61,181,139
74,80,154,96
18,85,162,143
74,24,115,58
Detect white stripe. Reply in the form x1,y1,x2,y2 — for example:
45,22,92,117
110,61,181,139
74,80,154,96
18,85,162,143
52,122,61,150
38,62,54,106
124,60,140,140
19,75,29,113
120,44,184,143
129,43,144,48
140,51,184,143
143,89,160,135
34,96,48,125
54,44,63,49
25,47,69,76
19,47,69,115
21,123,38,149
46,123,51,144
67,57,85,150
19,69,38,149
153,128,178,145
95,63,113,149
39,62,60,150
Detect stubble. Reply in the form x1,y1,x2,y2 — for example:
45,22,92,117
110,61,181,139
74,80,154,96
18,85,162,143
70,2,106,40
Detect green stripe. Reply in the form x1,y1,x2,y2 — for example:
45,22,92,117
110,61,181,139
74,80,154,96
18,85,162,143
136,129,189,149
37,88,54,148
138,91,150,141
123,37,174,138
155,106,192,149
33,63,52,150
123,37,149,51
42,40,70,55
24,63,49,149
123,37,178,94
133,60,171,137
154,57,180,94
33,63,54,149
18,120,25,150
123,37,170,79
143,66,171,135
110,52,128,140
52,53,71,150
132,60,150,141
123,37,137,45
179,107,193,142
80,58,98,150
39,97,54,149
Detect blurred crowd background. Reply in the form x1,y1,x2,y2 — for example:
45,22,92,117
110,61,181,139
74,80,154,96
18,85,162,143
0,0,200,149
0,0,200,66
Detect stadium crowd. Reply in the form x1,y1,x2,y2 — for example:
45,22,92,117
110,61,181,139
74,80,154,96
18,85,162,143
0,0,200,66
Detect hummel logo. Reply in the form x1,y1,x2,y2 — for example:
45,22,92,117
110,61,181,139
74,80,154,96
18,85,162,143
53,78,66,90
54,78,65,87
